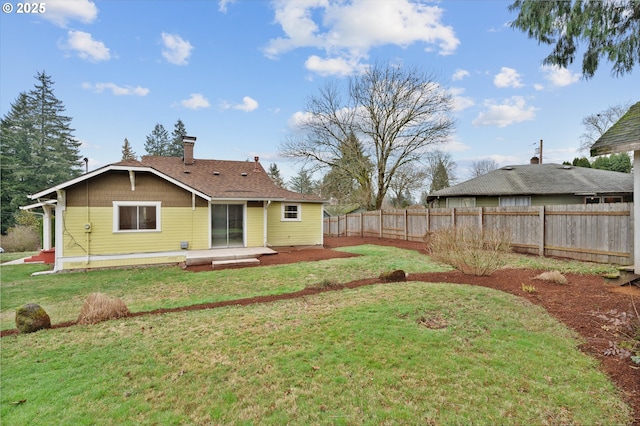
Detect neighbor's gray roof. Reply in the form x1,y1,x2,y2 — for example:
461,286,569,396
428,163,632,199
590,101,640,156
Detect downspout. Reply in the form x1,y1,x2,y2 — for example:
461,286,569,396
86,178,90,264
264,200,271,247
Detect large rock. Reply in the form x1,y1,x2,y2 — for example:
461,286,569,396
15,303,51,333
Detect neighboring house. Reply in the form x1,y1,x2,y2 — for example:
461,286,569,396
591,100,640,273
427,161,633,208
23,136,325,271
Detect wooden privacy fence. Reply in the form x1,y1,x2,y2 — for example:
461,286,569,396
323,203,633,265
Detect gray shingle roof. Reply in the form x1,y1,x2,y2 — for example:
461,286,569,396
428,163,632,198
590,101,640,156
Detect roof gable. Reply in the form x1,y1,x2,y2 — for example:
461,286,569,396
429,163,633,198
591,101,640,156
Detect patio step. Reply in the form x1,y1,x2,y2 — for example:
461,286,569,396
212,258,260,268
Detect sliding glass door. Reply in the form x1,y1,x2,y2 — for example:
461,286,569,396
211,204,244,247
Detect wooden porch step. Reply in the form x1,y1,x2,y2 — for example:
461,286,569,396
211,258,260,268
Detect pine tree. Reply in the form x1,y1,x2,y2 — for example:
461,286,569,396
121,138,137,161
430,160,450,193
28,71,83,190
1,72,82,233
144,124,170,156
169,119,188,157
289,169,318,195
266,163,285,188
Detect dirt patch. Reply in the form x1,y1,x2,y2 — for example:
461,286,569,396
3,236,639,424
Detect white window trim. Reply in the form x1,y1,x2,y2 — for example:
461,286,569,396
113,201,161,233
498,196,531,207
281,203,301,221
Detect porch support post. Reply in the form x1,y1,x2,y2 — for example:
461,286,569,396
42,204,53,250
634,150,640,274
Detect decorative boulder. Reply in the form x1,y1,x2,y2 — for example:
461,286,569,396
15,303,51,333
379,269,407,282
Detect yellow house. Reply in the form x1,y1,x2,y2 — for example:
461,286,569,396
25,136,325,271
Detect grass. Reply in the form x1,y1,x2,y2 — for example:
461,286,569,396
1,283,631,424
0,245,447,331
0,245,633,424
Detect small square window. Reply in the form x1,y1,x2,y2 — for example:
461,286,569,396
282,204,301,221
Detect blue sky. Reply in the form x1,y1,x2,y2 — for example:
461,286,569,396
1,0,638,185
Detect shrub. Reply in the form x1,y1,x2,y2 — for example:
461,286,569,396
534,270,568,285
0,225,41,252
77,293,130,325
427,226,511,276
306,279,344,290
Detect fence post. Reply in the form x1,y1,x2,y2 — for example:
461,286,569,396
404,209,408,240
426,208,430,233
539,206,545,256
379,209,383,238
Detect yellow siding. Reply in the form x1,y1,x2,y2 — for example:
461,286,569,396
266,202,323,246
62,206,209,256
246,207,264,247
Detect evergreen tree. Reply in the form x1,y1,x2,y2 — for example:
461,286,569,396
509,1,640,79
572,157,591,168
266,163,285,188
591,153,631,173
144,123,170,156
1,72,82,233
321,132,373,208
289,169,318,195
169,119,188,157
121,138,137,161
430,160,450,193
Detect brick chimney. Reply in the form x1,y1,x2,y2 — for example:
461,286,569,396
530,156,539,164
183,135,196,165
253,156,260,172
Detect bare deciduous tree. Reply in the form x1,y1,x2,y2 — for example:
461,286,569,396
280,62,454,210
469,158,498,178
579,102,631,152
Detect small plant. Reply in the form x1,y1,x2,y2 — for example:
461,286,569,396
306,279,343,290
77,293,130,325
521,283,537,293
428,225,511,276
534,270,568,285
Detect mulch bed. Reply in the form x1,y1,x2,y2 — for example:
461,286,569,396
3,236,639,424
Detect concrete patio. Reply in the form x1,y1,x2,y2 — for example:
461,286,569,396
185,247,278,268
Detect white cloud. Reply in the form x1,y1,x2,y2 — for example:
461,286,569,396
63,30,110,62
161,33,193,65
218,0,236,13
541,65,581,87
181,93,210,110
533,83,545,91
493,67,523,88
234,96,259,112
472,96,537,128
42,0,98,27
82,82,149,96
452,69,470,81
305,55,365,77
449,87,474,112
220,96,259,112
265,0,459,76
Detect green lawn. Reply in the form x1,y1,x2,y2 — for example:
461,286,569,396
0,246,632,425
